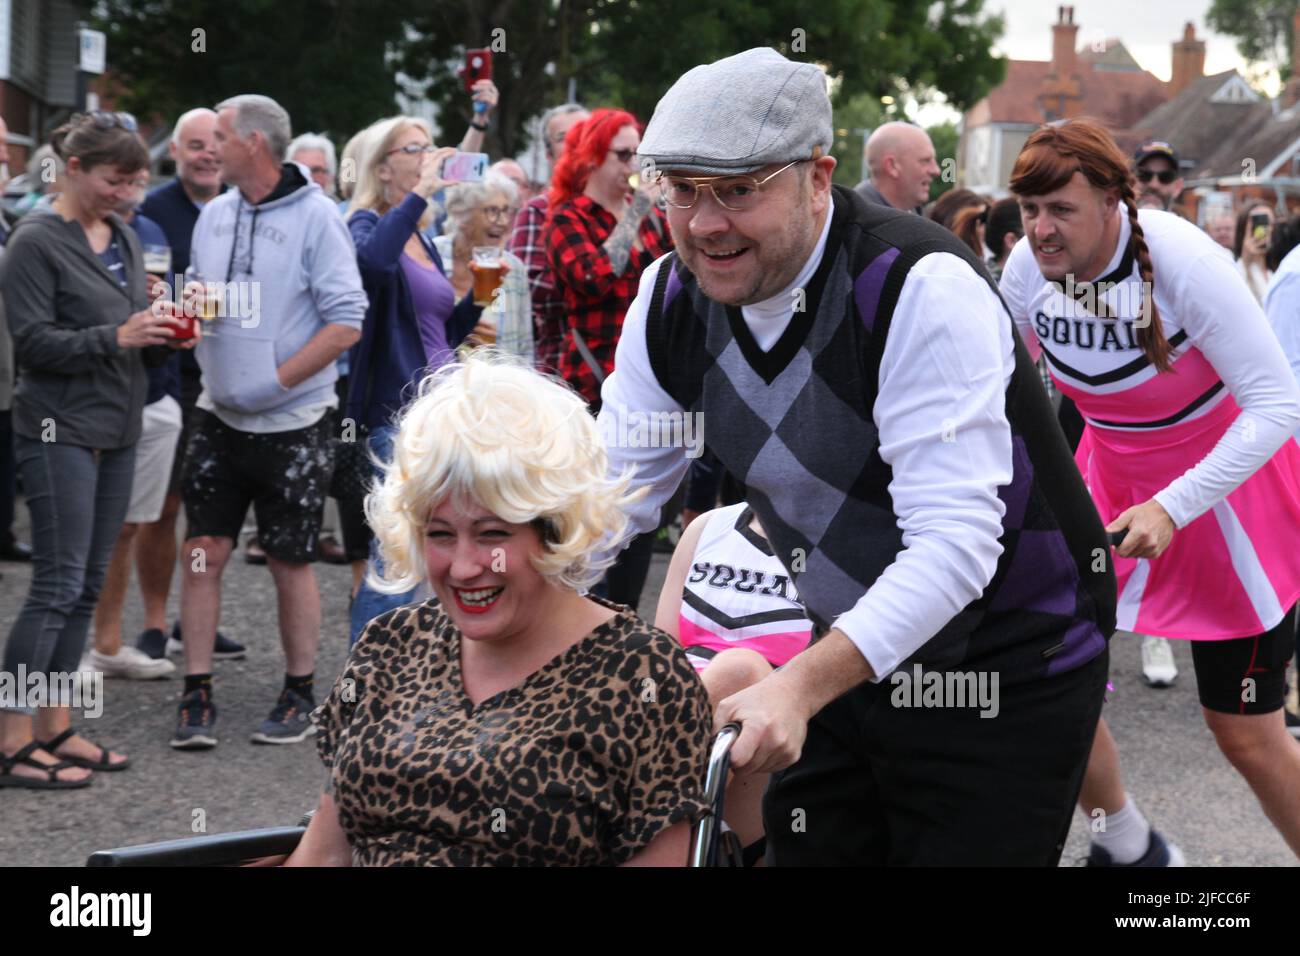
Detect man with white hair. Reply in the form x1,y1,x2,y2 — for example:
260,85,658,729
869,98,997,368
855,121,940,214
287,132,337,198
173,94,367,750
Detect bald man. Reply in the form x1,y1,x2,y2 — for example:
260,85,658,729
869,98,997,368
137,107,245,664
855,121,940,214
490,158,534,204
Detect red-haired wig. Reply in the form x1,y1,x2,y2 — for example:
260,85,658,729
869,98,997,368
1009,117,1172,372
546,108,639,211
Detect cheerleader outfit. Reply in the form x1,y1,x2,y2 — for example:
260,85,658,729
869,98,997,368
677,503,813,672
1001,209,1300,712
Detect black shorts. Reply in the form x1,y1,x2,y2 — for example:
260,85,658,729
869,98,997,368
182,409,335,564
763,649,1108,866
1190,606,1296,715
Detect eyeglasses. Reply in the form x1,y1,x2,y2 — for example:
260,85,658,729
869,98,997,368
656,160,804,212
608,148,637,164
76,111,138,132
1136,167,1178,185
481,205,514,221
386,143,437,157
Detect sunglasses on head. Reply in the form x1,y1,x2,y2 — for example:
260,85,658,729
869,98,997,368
1136,167,1178,185
75,111,138,133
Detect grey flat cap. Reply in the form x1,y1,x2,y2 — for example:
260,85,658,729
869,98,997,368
639,47,832,176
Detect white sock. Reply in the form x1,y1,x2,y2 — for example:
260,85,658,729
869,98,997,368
1091,796,1151,864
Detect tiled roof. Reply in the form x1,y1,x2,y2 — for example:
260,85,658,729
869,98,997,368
970,52,1169,130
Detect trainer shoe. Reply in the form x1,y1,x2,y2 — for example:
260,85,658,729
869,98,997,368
250,688,317,745
1140,635,1177,687
1087,828,1185,867
171,689,218,750
166,622,247,661
1285,709,1300,740
86,645,175,680
136,627,169,660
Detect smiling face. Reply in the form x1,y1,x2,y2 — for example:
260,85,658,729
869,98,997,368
171,111,219,198
424,497,555,644
665,157,834,306
464,188,515,247
1016,171,1119,284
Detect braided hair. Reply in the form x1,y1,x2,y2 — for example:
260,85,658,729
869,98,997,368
1008,118,1173,371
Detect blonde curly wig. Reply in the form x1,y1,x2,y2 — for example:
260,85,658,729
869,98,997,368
364,352,646,594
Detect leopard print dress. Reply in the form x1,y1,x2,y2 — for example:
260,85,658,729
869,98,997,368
313,597,712,866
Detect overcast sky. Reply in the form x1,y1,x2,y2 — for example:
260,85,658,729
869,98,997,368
915,0,1273,125
990,0,1262,82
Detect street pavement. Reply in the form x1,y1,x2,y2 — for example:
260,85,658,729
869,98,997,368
0,504,1295,867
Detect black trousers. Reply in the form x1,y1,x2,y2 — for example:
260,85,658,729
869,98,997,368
764,648,1108,866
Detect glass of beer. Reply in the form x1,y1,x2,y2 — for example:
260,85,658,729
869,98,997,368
472,246,504,308
186,273,222,338
142,244,172,278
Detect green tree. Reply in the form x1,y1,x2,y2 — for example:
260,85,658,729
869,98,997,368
397,0,1006,157
1208,0,1299,83
926,120,959,202
89,0,410,145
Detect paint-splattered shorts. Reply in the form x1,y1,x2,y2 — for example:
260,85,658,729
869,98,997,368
182,409,335,564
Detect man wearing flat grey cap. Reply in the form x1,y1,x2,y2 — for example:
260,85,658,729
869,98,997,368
598,46,1117,865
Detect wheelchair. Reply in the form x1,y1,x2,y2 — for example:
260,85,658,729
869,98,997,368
86,724,745,867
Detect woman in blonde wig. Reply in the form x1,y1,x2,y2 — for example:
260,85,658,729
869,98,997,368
287,354,712,866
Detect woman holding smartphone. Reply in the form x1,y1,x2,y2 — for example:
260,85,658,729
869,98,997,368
343,116,490,645
1234,202,1275,303
0,113,191,788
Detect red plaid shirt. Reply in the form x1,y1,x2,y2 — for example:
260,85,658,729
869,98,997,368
508,196,567,374
546,195,673,405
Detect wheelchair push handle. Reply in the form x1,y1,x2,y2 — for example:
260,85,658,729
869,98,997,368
689,722,742,867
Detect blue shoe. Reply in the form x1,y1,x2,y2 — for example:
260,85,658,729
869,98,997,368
170,689,218,750
136,627,169,660
1087,828,1185,867
250,689,316,745
167,622,246,660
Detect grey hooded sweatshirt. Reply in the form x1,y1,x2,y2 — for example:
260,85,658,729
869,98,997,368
1,204,165,448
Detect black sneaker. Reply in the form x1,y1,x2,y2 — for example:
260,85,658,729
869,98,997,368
250,688,317,745
136,627,169,660
1286,709,1300,740
1086,828,1185,866
171,689,218,750
167,622,246,661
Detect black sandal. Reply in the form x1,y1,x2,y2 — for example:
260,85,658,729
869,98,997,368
0,741,93,789
38,728,130,772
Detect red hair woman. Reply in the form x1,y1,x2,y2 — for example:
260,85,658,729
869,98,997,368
1001,117,1300,865
544,108,673,611
545,108,673,409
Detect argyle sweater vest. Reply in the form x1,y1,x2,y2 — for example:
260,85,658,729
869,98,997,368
645,186,1116,684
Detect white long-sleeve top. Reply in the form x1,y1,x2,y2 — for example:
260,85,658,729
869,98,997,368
1000,208,1300,529
1264,245,1300,444
598,213,1020,681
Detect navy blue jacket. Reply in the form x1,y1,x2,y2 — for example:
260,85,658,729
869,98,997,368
141,178,223,397
345,192,480,431
127,212,180,406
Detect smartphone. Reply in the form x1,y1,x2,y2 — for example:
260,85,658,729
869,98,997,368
442,151,489,184
463,49,493,93
1251,211,1270,241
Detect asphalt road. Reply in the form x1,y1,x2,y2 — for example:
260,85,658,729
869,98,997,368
0,503,1295,867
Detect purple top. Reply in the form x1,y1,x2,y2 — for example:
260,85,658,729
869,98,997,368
400,251,457,368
